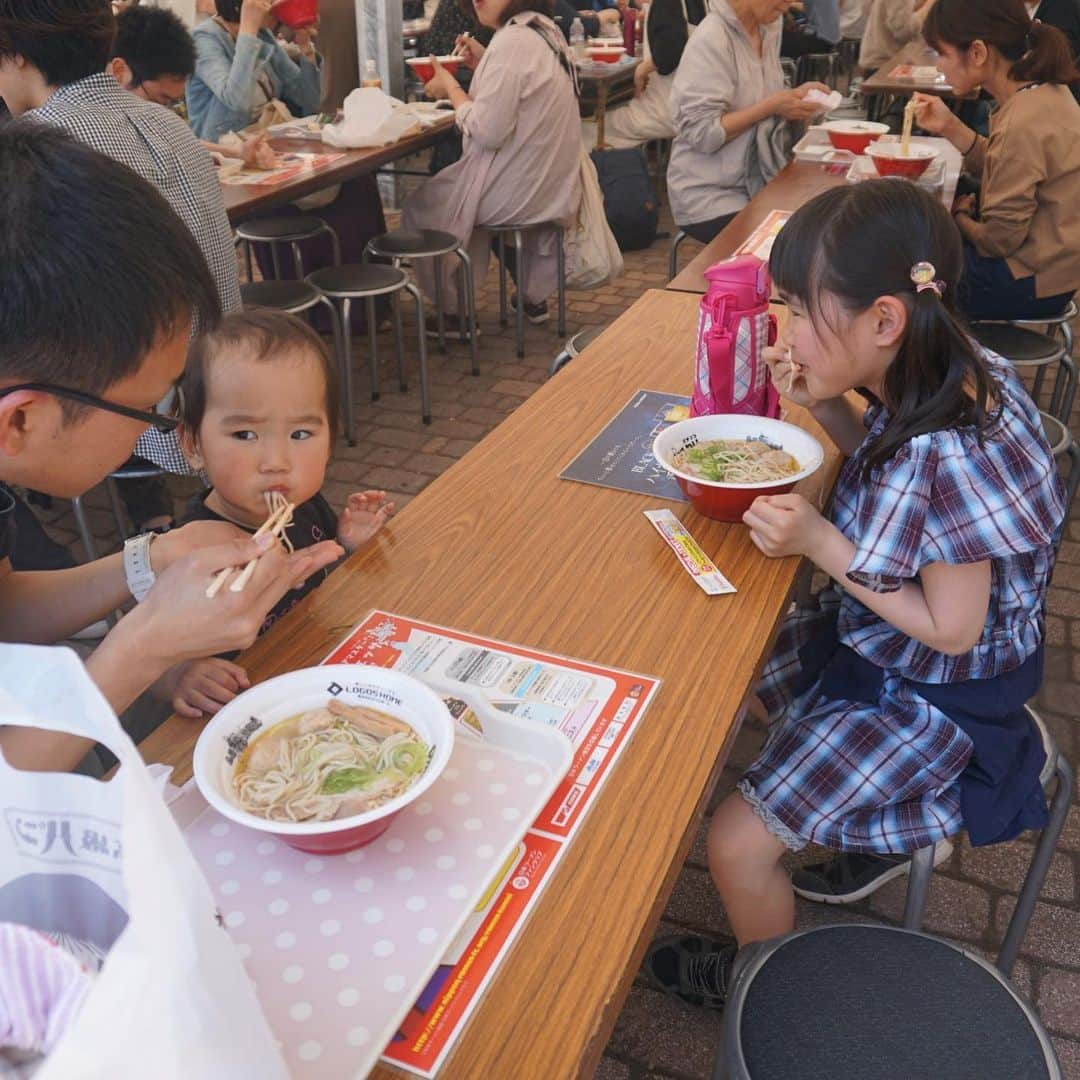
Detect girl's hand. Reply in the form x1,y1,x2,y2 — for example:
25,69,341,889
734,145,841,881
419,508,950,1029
238,0,273,36
763,345,818,409
337,491,394,553
910,92,951,136
742,493,828,560
171,658,250,719
454,33,485,70
952,192,976,217
240,133,278,169
293,26,318,61
424,57,459,101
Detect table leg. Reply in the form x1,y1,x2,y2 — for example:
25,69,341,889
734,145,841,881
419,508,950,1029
596,82,608,151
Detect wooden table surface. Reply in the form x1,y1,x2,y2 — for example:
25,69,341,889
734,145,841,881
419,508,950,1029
221,116,455,224
139,289,843,1079
667,161,848,294
859,40,953,98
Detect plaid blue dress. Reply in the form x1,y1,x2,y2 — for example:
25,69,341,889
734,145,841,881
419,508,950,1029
740,354,1065,854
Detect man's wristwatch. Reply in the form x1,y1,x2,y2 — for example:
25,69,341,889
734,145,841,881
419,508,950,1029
123,532,157,602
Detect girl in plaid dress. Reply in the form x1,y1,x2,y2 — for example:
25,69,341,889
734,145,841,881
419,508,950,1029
645,179,1065,1008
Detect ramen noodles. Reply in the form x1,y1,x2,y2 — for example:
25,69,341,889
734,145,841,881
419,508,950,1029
233,700,430,822
673,438,801,484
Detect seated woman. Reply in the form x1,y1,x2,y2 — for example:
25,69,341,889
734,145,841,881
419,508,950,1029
667,0,829,245
187,0,386,325
403,0,582,327
914,0,1080,320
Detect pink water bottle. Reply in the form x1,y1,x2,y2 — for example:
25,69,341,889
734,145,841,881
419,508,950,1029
691,255,779,419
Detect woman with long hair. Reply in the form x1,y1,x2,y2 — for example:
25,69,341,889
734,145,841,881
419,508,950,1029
914,0,1080,319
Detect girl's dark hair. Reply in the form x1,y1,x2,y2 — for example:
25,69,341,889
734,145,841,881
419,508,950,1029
457,0,554,24
215,0,243,23
0,121,219,408
769,180,997,479
181,309,340,445
0,0,115,87
924,0,1079,86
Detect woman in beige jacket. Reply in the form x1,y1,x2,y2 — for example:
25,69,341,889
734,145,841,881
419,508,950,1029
914,0,1080,319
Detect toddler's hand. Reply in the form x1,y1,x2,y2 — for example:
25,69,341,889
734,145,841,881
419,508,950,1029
171,658,250,719
337,490,394,553
742,493,826,560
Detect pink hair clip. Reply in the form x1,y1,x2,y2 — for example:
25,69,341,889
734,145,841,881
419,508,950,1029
911,261,946,297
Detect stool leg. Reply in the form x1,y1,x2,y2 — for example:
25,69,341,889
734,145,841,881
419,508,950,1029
456,264,466,341
497,232,508,328
998,757,1074,975
556,226,567,338
243,239,254,284
319,296,348,438
456,248,479,377
291,241,305,280
393,292,407,393
902,845,936,930
337,299,357,446
1050,353,1077,423
433,256,447,355
270,241,282,281
1064,441,1080,520
324,224,342,267
366,296,380,403
105,478,129,541
514,229,525,360
71,495,99,562
405,283,431,424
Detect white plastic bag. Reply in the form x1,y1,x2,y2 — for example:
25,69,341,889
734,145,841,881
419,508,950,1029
564,151,624,290
0,645,287,1080
322,88,431,148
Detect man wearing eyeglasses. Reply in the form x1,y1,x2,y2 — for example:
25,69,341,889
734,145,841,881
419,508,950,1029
0,123,342,774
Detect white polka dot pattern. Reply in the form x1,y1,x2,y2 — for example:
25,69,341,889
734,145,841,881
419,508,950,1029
180,716,563,1078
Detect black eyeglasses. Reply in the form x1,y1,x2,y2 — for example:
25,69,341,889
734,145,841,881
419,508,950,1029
0,383,178,433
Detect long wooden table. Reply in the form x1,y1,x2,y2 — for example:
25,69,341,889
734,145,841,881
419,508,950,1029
221,116,455,224
860,40,954,121
667,161,848,294
140,288,843,1078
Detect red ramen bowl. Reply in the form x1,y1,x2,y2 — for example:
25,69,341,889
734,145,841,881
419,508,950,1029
652,415,824,522
586,45,626,63
406,56,461,83
193,665,454,855
819,119,889,155
271,0,318,29
867,140,937,178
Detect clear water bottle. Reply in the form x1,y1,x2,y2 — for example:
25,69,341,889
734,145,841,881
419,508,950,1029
570,17,586,61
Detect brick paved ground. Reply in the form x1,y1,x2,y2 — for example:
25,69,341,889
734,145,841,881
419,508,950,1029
34,170,1080,1076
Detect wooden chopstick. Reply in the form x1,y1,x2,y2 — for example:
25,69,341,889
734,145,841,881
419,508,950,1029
204,495,295,598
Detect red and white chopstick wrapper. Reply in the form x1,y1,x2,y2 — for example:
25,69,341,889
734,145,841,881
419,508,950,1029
644,509,736,595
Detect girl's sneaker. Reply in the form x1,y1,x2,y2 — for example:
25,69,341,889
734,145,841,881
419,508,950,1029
791,839,954,905
642,934,738,1010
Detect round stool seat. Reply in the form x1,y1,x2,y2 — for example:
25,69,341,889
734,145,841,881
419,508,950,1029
236,215,329,243
971,323,1064,366
566,325,604,359
307,264,408,299
368,229,459,258
731,925,1057,1079
1041,411,1071,455
241,279,321,312
110,461,165,480
1013,298,1079,328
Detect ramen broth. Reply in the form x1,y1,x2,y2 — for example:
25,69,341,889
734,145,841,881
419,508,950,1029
673,438,800,484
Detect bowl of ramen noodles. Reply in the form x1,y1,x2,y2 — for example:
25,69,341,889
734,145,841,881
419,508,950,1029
819,119,889,155
653,415,824,521
867,139,937,179
406,56,461,83
193,665,454,854
586,44,627,63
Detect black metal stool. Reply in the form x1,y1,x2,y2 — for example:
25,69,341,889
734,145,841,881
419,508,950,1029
1012,299,1079,412
718,924,1061,1079
235,215,341,282
240,279,329,316
364,229,479,376
307,264,430,437
550,324,604,376
669,229,692,281
970,322,1076,423
487,222,567,359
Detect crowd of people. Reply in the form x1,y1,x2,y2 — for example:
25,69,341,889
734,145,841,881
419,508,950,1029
1,0,1080,1036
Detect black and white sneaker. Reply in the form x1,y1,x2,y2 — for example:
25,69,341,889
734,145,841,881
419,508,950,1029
510,294,549,324
791,839,954,905
642,934,738,1010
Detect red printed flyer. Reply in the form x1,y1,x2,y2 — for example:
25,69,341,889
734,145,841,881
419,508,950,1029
321,611,660,1076
219,151,346,187
733,208,791,262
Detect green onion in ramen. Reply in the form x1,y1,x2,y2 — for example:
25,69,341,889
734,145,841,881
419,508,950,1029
673,438,801,484
234,699,430,822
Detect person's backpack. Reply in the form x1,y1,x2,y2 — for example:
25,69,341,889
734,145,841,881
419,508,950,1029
588,147,659,252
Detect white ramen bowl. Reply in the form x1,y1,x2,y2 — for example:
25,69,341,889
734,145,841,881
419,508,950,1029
193,665,455,854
